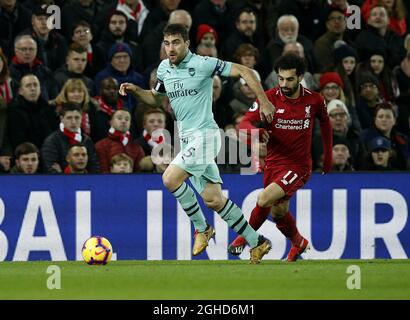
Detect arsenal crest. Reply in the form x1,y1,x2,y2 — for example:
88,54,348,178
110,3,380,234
188,68,195,76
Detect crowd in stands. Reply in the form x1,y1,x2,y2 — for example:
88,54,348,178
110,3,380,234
0,0,409,175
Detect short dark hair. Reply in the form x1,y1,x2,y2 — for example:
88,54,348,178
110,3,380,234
111,108,131,120
14,142,39,159
274,53,306,76
71,20,92,37
59,102,82,116
163,23,189,42
236,7,256,22
374,102,397,118
68,42,87,56
107,10,128,24
67,142,87,153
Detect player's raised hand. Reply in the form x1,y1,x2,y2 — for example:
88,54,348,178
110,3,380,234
119,83,137,96
259,100,276,123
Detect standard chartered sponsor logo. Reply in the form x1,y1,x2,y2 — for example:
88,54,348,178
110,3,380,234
275,118,307,130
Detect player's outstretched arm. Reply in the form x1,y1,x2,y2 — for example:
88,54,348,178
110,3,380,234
119,83,162,107
229,63,275,123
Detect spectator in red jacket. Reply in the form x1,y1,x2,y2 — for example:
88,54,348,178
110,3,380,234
95,109,144,173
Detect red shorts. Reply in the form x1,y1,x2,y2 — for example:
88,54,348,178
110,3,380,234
263,166,311,201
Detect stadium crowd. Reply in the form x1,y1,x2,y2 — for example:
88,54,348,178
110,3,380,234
0,0,409,174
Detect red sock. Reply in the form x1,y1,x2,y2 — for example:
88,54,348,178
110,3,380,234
231,204,271,246
275,212,303,246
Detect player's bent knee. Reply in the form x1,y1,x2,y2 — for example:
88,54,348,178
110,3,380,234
257,192,274,208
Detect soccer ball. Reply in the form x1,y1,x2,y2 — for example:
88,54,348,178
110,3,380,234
81,236,113,265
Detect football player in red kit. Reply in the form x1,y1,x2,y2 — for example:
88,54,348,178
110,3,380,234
228,53,333,261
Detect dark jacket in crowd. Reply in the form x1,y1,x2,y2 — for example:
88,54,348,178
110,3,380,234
61,1,99,40
41,130,100,173
9,57,58,101
0,96,12,157
96,29,143,73
94,65,145,113
19,28,68,71
0,3,32,59
54,66,94,95
360,127,410,170
7,95,58,150
192,0,238,43
355,26,406,69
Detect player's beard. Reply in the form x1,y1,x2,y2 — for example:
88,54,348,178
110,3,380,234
280,84,299,97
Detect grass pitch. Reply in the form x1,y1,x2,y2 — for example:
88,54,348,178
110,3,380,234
0,260,409,300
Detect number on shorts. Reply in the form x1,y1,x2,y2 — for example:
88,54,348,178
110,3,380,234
182,147,195,161
280,170,298,186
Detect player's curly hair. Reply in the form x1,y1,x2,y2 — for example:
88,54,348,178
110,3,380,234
274,53,306,76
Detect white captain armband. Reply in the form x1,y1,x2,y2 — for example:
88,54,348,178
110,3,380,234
154,79,166,94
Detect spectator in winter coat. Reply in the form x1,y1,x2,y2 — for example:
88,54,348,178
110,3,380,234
41,102,100,173
94,43,145,113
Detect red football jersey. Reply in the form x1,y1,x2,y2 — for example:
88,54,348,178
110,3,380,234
240,85,333,171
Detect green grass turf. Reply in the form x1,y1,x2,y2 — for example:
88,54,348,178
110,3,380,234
0,260,409,300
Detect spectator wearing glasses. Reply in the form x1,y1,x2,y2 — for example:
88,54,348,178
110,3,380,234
319,71,361,131
0,0,32,59
313,98,361,170
19,4,68,71
10,35,58,101
70,20,103,79
61,0,99,40
357,48,400,102
314,8,352,72
94,43,145,114
356,72,384,130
